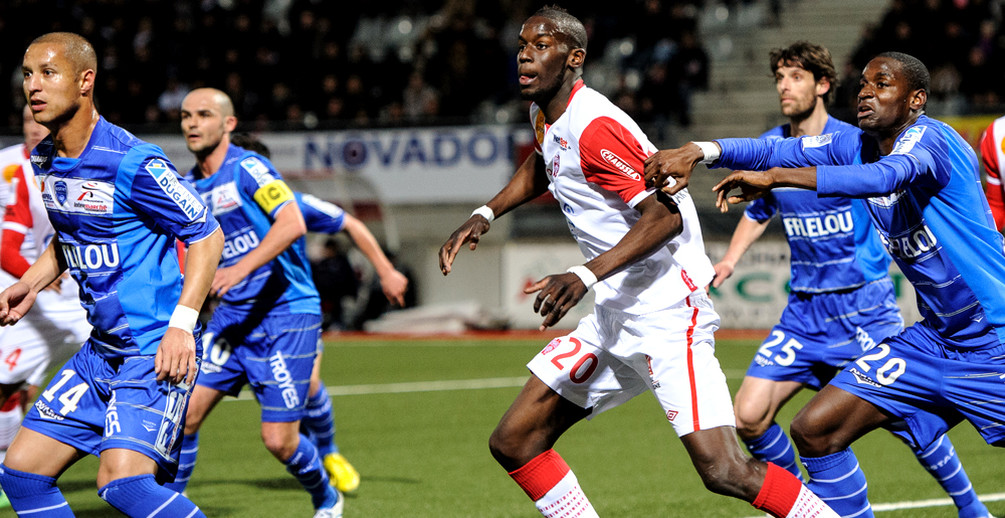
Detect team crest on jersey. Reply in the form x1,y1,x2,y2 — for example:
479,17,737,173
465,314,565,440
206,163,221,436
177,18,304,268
206,181,243,216
54,181,68,205
600,149,641,181
240,156,276,187
892,126,925,155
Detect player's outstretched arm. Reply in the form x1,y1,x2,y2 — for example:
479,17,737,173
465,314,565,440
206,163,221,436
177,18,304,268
212,201,306,298
439,154,548,275
644,142,716,195
712,215,769,289
713,167,817,212
157,227,223,385
342,214,408,306
0,238,64,325
525,193,683,330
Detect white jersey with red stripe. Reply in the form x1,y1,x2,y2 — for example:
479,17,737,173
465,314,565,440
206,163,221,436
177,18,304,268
530,80,714,314
5,150,57,266
979,115,1005,230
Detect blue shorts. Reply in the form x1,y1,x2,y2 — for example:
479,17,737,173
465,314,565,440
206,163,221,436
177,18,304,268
23,342,194,482
830,321,1005,449
198,308,320,422
746,280,904,390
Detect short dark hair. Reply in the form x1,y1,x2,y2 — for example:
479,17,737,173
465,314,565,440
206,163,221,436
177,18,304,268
230,132,271,158
876,51,930,94
532,5,587,52
769,41,838,104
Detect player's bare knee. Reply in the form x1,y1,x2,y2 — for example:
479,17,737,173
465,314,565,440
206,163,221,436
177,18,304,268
790,411,840,457
734,403,772,440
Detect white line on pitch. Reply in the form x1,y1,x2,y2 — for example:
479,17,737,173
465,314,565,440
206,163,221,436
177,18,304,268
741,492,1005,517
222,376,530,401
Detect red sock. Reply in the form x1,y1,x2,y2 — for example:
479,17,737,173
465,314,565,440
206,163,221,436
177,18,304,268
752,462,803,516
508,449,571,501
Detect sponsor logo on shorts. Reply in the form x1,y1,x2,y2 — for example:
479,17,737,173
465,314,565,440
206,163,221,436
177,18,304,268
754,355,774,367
35,400,64,421
855,327,877,352
848,367,882,388
666,409,678,422
541,337,562,355
646,355,661,389
269,352,301,409
105,393,122,437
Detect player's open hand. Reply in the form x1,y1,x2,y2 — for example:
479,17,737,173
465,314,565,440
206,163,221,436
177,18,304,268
643,143,706,195
713,170,774,213
0,281,37,325
156,326,199,385
524,272,588,331
438,215,491,276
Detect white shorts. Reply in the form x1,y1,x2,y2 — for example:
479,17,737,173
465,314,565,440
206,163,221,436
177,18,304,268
0,289,90,387
527,291,735,437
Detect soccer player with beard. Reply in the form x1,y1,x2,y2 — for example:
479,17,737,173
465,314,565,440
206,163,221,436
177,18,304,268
647,51,1005,518
718,42,988,518
439,7,839,518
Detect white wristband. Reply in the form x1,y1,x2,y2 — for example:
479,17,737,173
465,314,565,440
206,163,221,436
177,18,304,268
168,305,199,333
693,141,720,164
471,205,495,223
566,265,598,290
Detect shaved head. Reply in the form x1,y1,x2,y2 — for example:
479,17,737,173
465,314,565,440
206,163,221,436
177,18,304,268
532,5,587,51
29,32,97,75
187,88,235,117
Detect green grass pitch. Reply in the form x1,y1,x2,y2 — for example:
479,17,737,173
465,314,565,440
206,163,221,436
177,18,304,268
32,335,1005,517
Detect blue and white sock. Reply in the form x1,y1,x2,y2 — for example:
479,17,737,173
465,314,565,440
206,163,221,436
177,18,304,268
302,388,337,457
285,434,338,509
164,431,199,493
802,448,873,518
914,434,988,518
743,422,803,481
99,474,206,518
0,465,74,517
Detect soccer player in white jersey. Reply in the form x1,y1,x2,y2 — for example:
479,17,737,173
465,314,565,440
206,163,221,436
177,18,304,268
0,107,92,506
720,42,989,517
978,116,1005,231
439,6,839,518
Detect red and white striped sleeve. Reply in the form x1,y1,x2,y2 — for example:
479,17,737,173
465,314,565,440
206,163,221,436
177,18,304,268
1,167,32,278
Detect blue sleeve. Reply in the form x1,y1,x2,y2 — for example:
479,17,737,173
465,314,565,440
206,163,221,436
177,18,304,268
297,192,347,234
715,131,858,171
236,154,296,219
126,146,218,243
817,125,950,197
743,194,775,221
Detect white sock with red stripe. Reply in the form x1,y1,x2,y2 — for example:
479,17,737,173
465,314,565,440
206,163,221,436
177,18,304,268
0,391,24,463
509,449,599,518
752,462,840,518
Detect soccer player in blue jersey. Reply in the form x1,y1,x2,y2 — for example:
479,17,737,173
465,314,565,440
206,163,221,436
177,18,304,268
170,88,342,518
225,132,410,494
0,32,224,518
718,42,989,518
645,51,1004,517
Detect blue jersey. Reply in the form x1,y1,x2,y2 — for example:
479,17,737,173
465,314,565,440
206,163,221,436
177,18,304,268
32,117,218,357
191,144,319,314
295,192,347,234
747,116,891,293
716,115,1005,348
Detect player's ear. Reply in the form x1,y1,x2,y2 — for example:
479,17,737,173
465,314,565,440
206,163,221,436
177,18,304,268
79,68,95,97
568,48,585,70
909,88,927,112
224,115,238,132
816,77,831,98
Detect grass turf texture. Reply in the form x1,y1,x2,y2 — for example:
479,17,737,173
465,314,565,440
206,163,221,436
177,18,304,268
34,335,1004,517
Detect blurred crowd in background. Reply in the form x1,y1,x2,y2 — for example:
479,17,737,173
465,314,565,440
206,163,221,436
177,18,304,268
2,1,1004,134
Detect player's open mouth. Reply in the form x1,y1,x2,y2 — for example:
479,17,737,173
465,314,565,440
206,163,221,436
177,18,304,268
857,105,874,118
519,74,536,86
